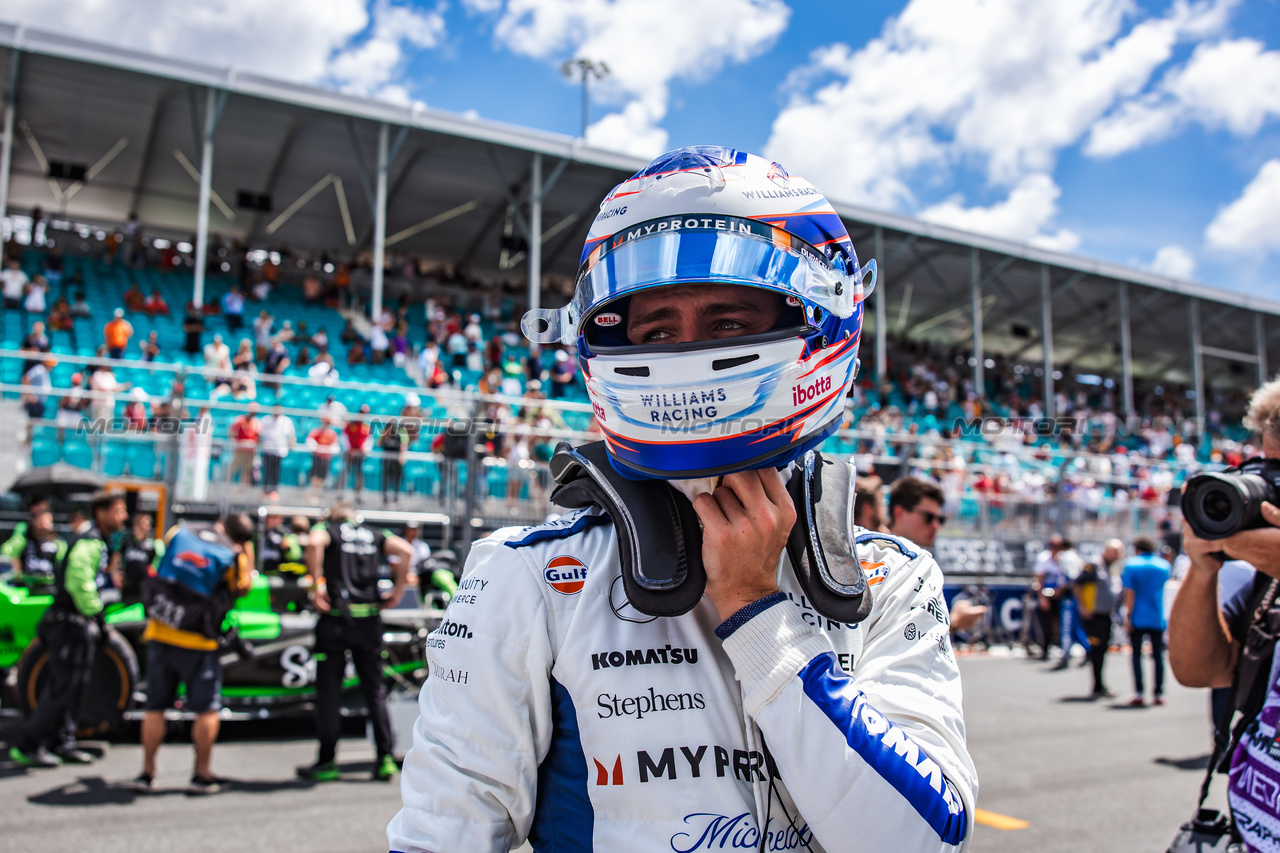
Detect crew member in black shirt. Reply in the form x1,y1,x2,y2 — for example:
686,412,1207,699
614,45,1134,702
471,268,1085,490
297,500,411,782
111,513,161,605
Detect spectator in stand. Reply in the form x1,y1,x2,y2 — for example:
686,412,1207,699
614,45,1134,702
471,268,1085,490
55,372,87,443
258,406,296,502
253,310,273,361
232,338,254,374
88,362,128,454
417,341,442,388
400,393,423,447
143,288,170,317
549,349,576,400
123,282,146,312
340,317,359,346
204,333,231,382
305,419,340,491
308,356,339,385
342,405,372,497
346,338,366,366
182,303,205,355
265,341,291,381
854,476,886,531
464,313,483,343
228,404,260,485
2,258,29,310
69,291,90,320
379,418,408,506
24,275,47,314
139,331,161,363
222,285,245,332
272,320,295,348
484,334,504,371
887,476,946,549
369,323,389,365
47,296,75,348
44,245,63,289
21,357,54,421
21,321,50,375
311,326,329,355
390,323,410,367
104,309,133,360
446,326,468,368
124,389,149,431
1122,536,1172,707
318,394,348,427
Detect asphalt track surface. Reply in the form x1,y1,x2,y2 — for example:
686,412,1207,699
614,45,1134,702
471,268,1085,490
0,650,1221,853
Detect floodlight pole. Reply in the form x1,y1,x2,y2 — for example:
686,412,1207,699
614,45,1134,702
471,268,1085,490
371,122,389,323
561,59,610,140
192,87,226,308
528,152,543,356
0,50,19,232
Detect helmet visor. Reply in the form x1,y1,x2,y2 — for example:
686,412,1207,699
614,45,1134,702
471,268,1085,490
522,214,875,345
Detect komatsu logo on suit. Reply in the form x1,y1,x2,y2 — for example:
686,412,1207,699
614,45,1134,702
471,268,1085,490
544,555,588,595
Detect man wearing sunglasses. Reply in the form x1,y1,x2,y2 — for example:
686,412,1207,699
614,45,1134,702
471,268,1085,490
888,477,947,549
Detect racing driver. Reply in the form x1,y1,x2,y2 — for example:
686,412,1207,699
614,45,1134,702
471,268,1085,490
390,147,977,852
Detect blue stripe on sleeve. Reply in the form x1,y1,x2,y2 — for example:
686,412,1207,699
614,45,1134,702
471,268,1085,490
504,513,610,549
798,653,967,845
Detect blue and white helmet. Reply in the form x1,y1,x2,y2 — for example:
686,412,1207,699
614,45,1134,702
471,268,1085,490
523,146,876,480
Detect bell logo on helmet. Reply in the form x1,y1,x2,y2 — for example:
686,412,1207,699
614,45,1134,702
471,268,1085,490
544,555,589,595
791,375,833,407
594,312,622,327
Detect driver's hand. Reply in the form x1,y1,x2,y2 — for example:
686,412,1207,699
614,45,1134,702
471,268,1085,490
1217,502,1280,579
313,587,331,613
692,468,794,623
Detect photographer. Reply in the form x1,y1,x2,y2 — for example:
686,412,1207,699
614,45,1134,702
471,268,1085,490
1169,377,1280,848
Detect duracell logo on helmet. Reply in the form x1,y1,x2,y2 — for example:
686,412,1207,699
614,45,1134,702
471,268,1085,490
592,646,699,670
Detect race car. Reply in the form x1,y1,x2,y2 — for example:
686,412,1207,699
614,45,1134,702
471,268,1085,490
0,569,444,736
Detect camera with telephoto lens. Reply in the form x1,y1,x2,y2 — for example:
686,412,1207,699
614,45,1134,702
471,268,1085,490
1181,457,1280,540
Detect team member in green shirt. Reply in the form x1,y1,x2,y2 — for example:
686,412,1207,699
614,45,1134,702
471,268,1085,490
9,492,128,768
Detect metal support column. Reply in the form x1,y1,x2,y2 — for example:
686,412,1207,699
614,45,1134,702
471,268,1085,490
192,87,225,308
970,248,983,396
371,122,389,322
1257,313,1269,385
1118,282,1134,417
1190,299,1205,435
1041,264,1054,418
527,152,543,355
874,227,886,387
0,51,19,232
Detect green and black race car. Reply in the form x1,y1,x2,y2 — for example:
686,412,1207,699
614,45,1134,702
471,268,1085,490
0,571,442,736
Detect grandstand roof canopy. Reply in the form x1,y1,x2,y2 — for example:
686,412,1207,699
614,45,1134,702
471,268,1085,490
0,20,1275,407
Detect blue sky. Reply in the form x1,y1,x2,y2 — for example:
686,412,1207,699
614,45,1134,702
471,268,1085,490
10,0,1280,296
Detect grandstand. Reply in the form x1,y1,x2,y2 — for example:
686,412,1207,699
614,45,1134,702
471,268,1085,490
0,21,1272,574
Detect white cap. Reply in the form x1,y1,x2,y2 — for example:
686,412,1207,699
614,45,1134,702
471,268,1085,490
130,388,148,400
113,308,124,318
404,392,421,407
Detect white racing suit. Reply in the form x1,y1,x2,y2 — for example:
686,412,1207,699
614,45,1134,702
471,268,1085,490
390,508,977,852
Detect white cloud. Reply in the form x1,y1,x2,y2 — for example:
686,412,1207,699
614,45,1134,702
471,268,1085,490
920,173,1081,252
765,0,1231,211
1150,244,1197,279
327,0,447,99
3,0,443,103
1206,159,1280,254
465,0,790,157
1088,37,1280,155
